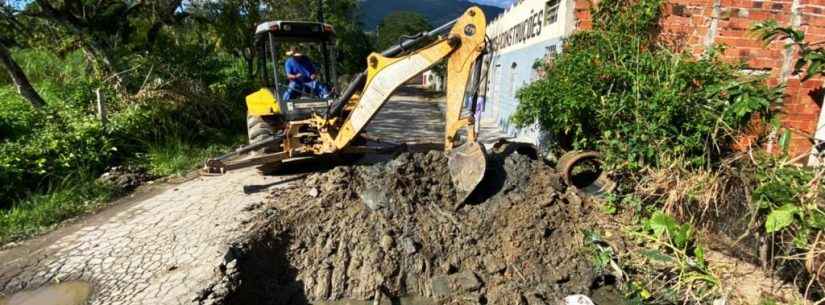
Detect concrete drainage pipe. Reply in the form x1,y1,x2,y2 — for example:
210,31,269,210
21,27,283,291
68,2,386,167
557,150,617,196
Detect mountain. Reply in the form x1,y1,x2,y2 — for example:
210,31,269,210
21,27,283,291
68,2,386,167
358,0,504,30
469,0,514,7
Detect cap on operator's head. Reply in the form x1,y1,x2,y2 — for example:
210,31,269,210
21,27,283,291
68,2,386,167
286,46,302,56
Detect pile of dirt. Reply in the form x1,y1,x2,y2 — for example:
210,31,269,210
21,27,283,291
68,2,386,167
214,150,615,305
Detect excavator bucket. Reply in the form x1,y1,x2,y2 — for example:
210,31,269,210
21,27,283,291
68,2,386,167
448,141,487,202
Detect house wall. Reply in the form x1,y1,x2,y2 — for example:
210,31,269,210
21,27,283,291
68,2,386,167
484,0,824,159
480,0,577,149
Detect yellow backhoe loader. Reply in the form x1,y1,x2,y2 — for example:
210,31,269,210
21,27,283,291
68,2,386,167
205,7,489,200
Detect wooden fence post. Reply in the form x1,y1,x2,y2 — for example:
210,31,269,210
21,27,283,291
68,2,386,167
96,88,108,128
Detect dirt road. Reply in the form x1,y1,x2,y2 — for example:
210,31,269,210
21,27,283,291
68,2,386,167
0,88,445,305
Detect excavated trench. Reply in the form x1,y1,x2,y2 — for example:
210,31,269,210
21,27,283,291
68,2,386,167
199,149,622,305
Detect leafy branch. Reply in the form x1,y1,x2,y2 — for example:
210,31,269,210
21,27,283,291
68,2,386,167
752,20,825,80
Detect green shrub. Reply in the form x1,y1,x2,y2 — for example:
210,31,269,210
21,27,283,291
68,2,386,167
513,0,782,171
0,48,248,206
0,21,256,242
0,88,38,141
0,108,112,204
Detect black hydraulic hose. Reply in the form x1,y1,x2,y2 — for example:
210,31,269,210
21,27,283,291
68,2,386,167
468,59,483,115
381,19,456,57
468,36,493,115
210,132,285,163
327,72,366,118
327,19,459,118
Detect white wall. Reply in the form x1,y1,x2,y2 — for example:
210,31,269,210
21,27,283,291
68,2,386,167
479,0,576,151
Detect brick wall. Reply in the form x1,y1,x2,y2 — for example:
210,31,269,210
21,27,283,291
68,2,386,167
574,0,824,157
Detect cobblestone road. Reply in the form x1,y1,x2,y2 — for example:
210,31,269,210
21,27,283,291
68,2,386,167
0,169,293,304
0,88,445,305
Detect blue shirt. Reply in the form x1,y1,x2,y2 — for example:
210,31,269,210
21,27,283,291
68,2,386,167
285,56,317,84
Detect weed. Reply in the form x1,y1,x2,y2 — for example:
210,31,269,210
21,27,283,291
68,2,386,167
625,213,721,304
600,194,619,215
752,154,824,237
0,175,116,244
748,153,825,296
136,133,244,177
585,230,618,273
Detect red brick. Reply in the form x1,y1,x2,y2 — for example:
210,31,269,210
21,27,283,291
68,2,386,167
717,36,766,48
802,0,825,5
802,80,824,88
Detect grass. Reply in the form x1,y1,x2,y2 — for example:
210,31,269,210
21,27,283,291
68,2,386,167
0,132,245,245
139,133,244,177
0,178,116,244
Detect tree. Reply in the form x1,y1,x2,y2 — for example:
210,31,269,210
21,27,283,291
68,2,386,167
0,4,46,109
189,0,266,79
375,11,431,51
26,0,133,94
189,0,370,78
753,20,825,81
21,0,187,95
0,42,46,109
1,0,370,96
323,0,373,75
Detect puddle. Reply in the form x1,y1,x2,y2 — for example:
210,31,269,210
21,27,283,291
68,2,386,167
0,281,92,305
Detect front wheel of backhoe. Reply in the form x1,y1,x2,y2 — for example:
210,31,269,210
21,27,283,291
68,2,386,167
247,115,275,146
247,115,284,175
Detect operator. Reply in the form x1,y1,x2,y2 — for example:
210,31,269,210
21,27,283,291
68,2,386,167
283,47,331,100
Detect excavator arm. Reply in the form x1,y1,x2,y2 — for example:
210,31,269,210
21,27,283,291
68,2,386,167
327,8,489,198
331,7,487,153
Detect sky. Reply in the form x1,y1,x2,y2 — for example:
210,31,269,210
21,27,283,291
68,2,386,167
468,0,516,7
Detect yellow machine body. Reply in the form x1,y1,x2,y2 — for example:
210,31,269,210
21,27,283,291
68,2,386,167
245,89,280,116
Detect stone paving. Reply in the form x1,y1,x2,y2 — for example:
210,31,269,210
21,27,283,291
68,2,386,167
0,89,447,305
364,88,444,144
0,169,289,304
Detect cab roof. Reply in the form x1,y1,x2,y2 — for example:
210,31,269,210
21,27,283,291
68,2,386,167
255,21,336,42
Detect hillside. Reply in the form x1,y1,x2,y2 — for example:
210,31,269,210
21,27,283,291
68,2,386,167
359,0,503,30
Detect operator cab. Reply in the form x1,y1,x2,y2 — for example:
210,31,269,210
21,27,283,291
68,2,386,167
252,21,337,121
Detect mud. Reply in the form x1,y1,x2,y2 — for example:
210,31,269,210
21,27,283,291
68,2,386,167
208,150,610,305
